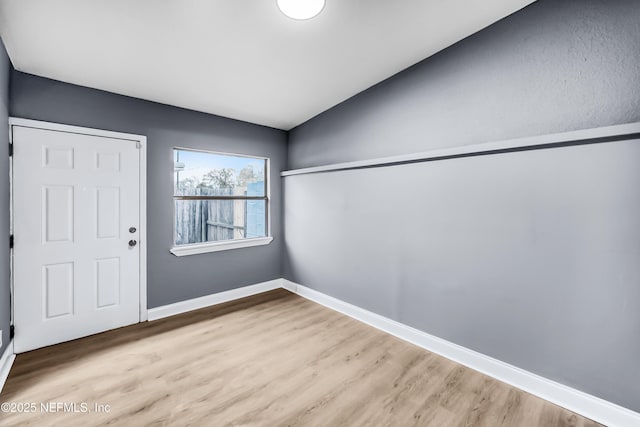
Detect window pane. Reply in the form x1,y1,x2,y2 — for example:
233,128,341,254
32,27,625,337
174,149,266,197
175,200,266,245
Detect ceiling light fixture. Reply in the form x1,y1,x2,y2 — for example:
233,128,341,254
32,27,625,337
277,0,325,20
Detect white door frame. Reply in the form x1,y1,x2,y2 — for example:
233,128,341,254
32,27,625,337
8,118,148,329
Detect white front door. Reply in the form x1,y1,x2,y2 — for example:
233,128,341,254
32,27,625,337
13,124,142,353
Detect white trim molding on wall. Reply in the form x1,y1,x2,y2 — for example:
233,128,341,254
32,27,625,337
281,121,640,177
0,341,16,394
281,279,640,427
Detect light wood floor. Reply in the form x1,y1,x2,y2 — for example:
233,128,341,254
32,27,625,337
1,289,601,427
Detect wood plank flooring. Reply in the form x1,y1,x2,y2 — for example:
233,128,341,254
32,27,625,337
0,289,602,426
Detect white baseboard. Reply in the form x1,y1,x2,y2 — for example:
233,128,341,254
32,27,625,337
0,341,16,394
280,279,297,293
282,279,640,427
147,279,283,321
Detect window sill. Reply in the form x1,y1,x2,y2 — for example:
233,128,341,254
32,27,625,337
170,237,273,257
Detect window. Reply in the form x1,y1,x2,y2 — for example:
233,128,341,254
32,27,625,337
170,148,272,256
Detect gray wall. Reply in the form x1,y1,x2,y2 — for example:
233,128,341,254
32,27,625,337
10,71,287,308
285,0,640,412
289,0,640,169
0,39,10,356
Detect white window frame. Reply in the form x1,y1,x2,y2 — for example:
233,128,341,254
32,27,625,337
170,147,272,257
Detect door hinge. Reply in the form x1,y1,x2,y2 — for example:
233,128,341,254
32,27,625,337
9,325,14,339
9,235,13,249
8,143,13,157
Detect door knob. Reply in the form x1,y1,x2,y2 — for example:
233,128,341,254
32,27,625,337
128,240,137,247
129,227,137,233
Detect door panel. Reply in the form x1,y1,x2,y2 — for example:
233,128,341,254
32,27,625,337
13,125,141,353
43,185,74,242
42,262,74,318
96,187,120,239
96,257,120,308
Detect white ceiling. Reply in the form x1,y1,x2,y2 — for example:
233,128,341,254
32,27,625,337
0,0,535,130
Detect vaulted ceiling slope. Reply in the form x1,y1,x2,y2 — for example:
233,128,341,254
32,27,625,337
0,0,536,130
